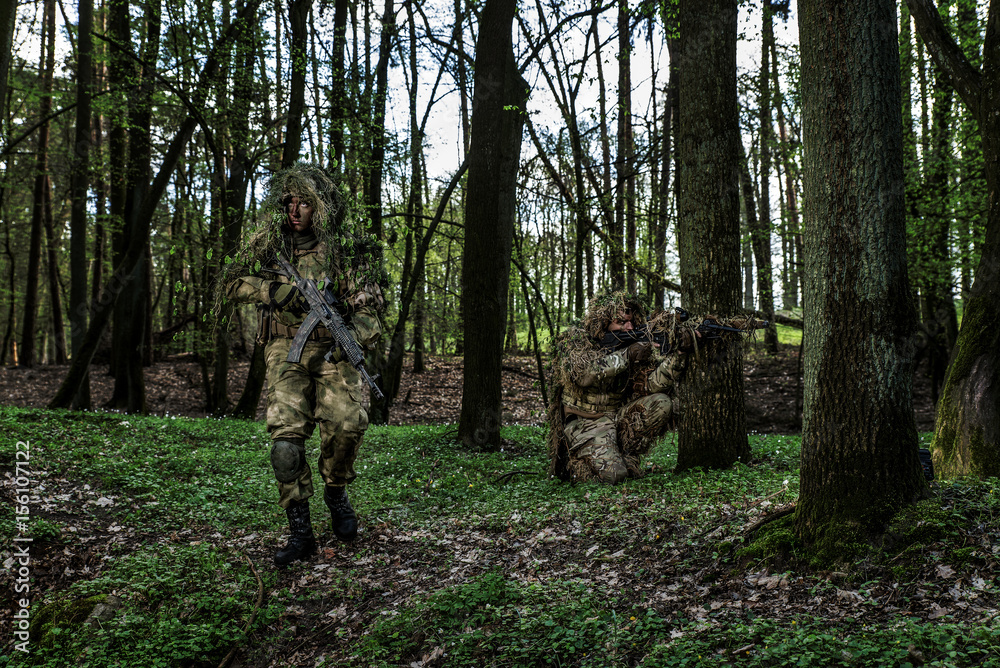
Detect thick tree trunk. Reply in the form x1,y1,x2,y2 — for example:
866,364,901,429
109,0,160,412
458,0,528,451
906,0,1000,477
796,0,926,546
674,0,751,471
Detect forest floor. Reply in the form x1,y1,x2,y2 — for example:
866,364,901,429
0,343,939,433
0,347,986,668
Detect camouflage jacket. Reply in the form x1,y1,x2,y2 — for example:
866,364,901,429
226,237,384,349
562,348,685,417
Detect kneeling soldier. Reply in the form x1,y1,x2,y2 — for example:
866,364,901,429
549,292,694,483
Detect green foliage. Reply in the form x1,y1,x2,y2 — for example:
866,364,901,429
775,323,802,346
0,407,277,533
640,616,1000,667
6,408,999,667
18,543,279,668
357,573,671,666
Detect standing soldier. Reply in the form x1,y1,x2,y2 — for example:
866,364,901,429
220,163,385,565
548,291,695,483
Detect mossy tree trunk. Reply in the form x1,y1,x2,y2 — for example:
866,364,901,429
674,0,751,471
907,0,1000,478
795,0,927,545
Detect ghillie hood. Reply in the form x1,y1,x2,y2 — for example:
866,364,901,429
215,162,387,303
581,290,648,340
550,291,650,385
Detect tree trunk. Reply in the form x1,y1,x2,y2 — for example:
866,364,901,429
2,208,17,365
109,0,160,413
0,0,16,122
364,0,395,424
503,286,517,353
795,0,926,546
69,0,94,407
917,64,958,404
212,0,257,416
615,0,631,291
954,0,985,304
406,4,426,374
43,180,67,364
774,59,801,310
330,0,349,172
906,0,1000,478
674,0,751,471
21,0,56,368
458,0,528,451
452,0,469,357
754,0,779,351
283,0,309,167
739,141,759,311
455,0,471,157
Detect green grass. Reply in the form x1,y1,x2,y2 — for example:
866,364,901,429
775,323,802,346
21,542,280,668
3,406,999,667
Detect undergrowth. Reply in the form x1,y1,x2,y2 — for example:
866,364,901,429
2,407,999,667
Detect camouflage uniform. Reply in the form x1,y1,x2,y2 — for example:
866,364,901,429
549,292,689,484
227,240,383,508
559,346,686,483
221,163,384,562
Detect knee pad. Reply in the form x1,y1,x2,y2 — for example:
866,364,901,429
270,439,305,483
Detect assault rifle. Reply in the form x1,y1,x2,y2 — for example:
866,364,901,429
599,307,769,352
267,252,384,401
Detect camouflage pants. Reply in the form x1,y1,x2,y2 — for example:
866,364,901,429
265,337,369,509
563,393,673,484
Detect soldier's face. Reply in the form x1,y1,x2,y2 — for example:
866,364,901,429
607,308,634,332
287,196,314,232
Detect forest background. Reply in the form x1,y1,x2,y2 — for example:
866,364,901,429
4,0,1000,663
0,0,992,460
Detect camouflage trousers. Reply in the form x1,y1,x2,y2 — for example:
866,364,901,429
563,393,673,484
265,337,369,509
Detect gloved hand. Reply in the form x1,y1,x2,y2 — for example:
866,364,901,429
626,341,655,366
267,282,308,313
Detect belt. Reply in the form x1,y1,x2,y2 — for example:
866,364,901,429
270,320,333,341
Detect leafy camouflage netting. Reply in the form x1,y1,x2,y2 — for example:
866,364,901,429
547,291,766,482
214,162,387,308
580,290,648,340
548,290,650,482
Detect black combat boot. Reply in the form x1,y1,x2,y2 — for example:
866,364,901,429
274,500,318,566
324,485,358,542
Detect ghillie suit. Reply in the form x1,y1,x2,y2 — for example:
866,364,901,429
216,163,388,328
547,292,686,484
219,163,387,561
